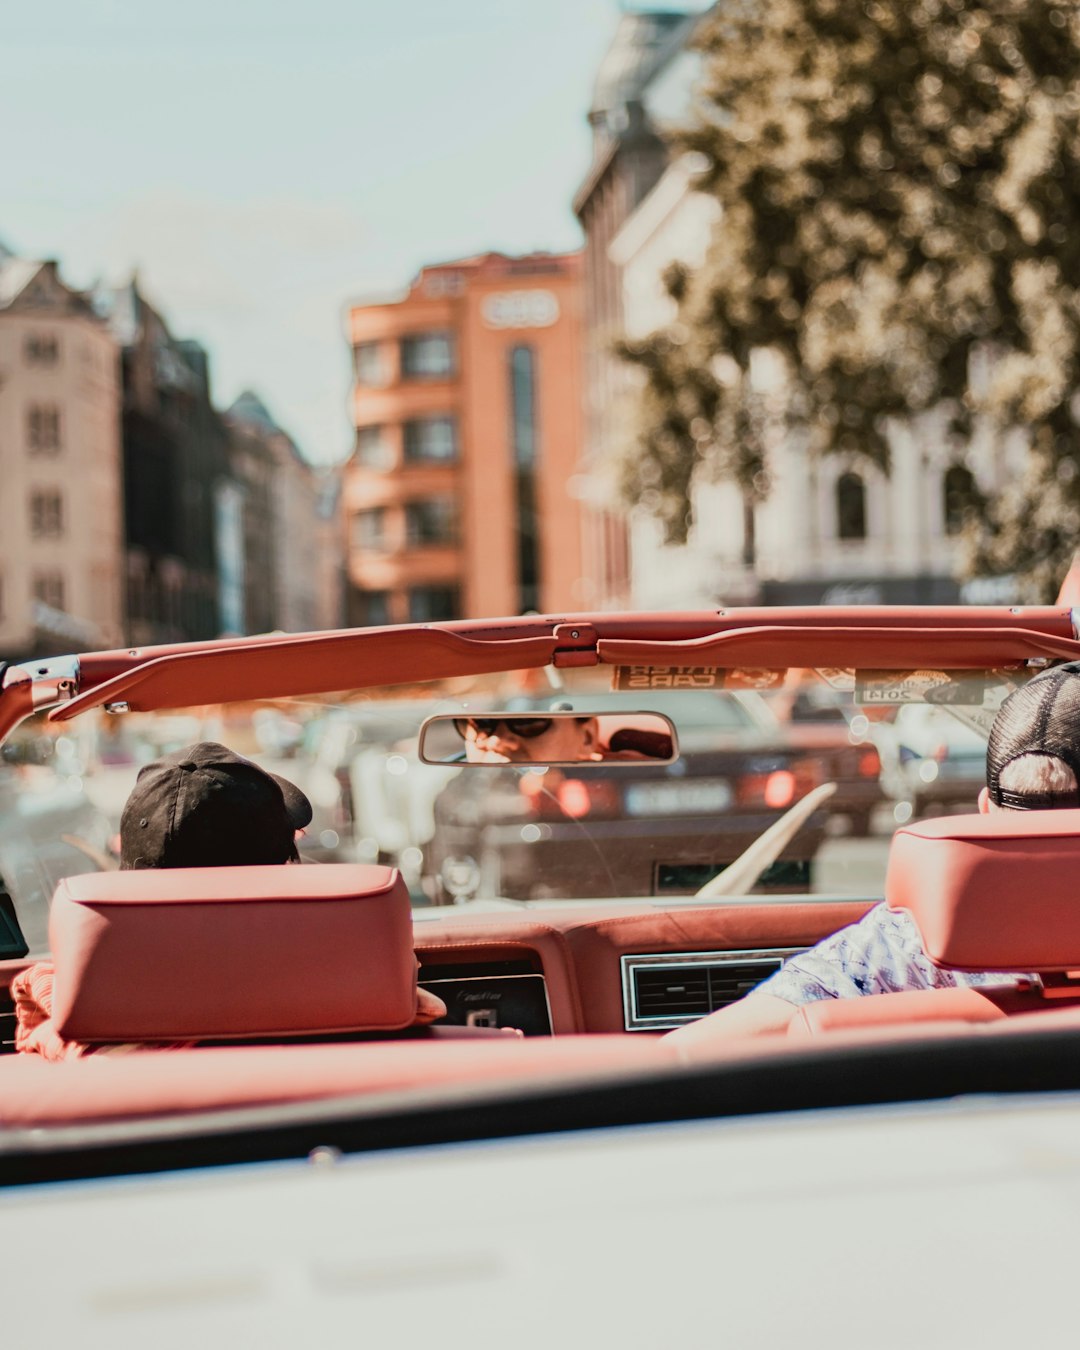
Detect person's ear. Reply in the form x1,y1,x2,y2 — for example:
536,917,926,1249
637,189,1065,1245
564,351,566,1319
580,717,599,750
978,786,991,814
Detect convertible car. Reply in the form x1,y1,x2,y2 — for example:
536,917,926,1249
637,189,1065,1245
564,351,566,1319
2,605,1080,1343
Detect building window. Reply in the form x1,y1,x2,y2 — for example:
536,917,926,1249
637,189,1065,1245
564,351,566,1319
403,416,458,463
405,497,458,547
408,585,460,622
423,272,464,298
354,341,386,387
32,571,65,610
352,508,386,550
24,334,59,366
943,464,976,536
27,405,62,453
358,590,391,626
400,332,454,379
836,472,867,541
355,424,393,470
30,490,64,538
509,345,540,612
509,345,537,466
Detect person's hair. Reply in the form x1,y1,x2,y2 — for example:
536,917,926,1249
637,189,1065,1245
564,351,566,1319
997,753,1078,800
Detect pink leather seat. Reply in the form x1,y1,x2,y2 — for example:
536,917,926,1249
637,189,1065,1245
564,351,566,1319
48,864,427,1044
791,810,1080,1038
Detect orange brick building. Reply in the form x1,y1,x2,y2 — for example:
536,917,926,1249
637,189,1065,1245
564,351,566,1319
344,252,585,624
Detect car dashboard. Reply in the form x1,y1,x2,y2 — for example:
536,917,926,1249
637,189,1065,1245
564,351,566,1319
412,895,871,1035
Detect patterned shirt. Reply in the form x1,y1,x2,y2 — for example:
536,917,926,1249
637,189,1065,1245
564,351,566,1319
756,902,1029,1006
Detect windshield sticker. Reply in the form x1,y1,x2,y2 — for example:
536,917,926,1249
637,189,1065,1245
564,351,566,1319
814,668,857,692
853,670,1031,708
612,666,788,691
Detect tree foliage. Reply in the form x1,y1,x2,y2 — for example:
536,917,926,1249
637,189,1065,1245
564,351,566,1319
619,0,1080,596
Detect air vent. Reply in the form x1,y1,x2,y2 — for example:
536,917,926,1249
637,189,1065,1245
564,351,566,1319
621,949,803,1031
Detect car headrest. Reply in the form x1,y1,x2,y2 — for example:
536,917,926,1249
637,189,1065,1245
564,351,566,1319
49,864,417,1043
885,810,1080,972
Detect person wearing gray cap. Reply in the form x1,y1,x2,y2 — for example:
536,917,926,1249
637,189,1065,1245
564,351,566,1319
673,665,1080,1040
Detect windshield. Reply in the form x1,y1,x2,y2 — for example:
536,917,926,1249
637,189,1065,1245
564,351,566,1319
1,661,1014,958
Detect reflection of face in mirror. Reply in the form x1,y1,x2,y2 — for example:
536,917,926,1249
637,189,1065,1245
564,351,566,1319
418,712,677,765
455,716,600,764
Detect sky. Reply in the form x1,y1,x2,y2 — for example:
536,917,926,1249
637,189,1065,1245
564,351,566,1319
1,0,699,465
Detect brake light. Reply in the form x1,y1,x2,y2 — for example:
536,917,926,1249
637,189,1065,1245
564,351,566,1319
518,772,620,819
558,779,593,817
763,770,796,808
737,757,823,809
858,746,881,777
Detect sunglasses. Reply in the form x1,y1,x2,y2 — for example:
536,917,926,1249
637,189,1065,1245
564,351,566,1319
453,717,555,740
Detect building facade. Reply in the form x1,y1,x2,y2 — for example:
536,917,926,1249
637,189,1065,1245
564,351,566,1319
612,153,1011,609
572,9,700,610
95,280,231,646
587,5,1011,611
344,252,585,624
0,248,124,659
226,391,344,635
222,406,278,638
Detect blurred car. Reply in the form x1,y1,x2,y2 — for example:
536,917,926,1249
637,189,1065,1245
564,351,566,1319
873,703,986,820
776,687,886,836
291,703,450,871
0,744,113,955
425,689,833,900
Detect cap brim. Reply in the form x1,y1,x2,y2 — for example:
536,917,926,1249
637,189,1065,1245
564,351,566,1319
270,773,313,830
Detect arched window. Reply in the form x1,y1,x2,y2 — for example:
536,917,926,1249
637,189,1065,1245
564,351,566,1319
943,464,976,536
836,471,867,541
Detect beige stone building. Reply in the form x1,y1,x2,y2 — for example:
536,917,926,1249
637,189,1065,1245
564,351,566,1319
572,9,701,610
226,391,344,634
591,8,1006,610
0,247,124,659
613,157,1008,609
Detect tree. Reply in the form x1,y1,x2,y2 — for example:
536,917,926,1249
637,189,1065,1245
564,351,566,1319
619,0,1080,598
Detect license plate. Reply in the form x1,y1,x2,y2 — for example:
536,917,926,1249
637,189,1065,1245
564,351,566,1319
624,779,733,816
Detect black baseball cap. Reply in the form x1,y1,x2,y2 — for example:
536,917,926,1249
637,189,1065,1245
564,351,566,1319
986,663,1080,809
120,742,313,869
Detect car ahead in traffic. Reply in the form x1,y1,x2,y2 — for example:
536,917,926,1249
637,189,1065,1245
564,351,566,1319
423,688,832,901
4,606,1080,1342
873,701,988,822
0,734,113,957
777,685,886,835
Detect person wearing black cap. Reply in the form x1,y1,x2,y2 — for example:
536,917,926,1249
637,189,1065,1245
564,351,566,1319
13,743,448,1054
119,741,313,869
672,666,1080,1042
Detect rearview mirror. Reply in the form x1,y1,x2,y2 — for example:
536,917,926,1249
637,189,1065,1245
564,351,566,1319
418,712,678,766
